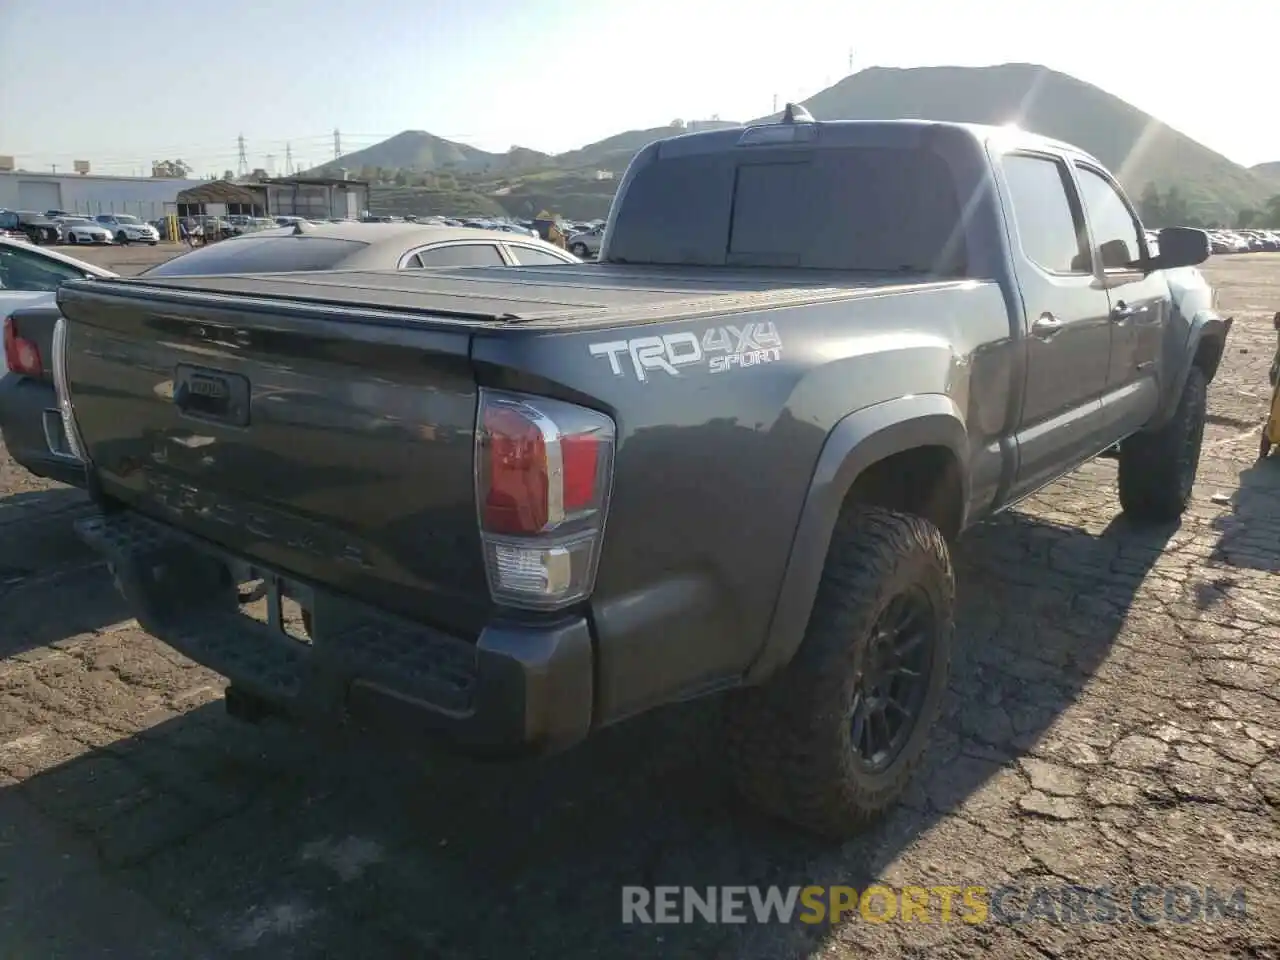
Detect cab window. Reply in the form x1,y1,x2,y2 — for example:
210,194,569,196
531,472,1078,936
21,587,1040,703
1001,154,1090,275
1075,165,1145,269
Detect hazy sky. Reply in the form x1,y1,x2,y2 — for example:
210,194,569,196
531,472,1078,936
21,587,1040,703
1,0,1274,176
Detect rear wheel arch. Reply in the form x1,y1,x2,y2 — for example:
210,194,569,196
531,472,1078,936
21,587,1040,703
745,397,969,684
1192,326,1228,381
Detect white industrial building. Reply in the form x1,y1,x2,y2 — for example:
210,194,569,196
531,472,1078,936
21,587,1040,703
0,170,205,219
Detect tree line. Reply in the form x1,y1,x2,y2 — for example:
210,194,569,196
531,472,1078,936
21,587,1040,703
1139,183,1280,230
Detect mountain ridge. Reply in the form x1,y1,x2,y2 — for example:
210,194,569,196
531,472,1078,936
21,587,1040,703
1252,161,1280,188
319,63,1275,223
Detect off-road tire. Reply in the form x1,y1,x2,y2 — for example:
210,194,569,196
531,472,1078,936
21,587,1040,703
1117,366,1207,523
725,506,954,839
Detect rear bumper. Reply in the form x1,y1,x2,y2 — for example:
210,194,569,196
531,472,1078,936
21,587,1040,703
0,375,86,487
76,510,594,755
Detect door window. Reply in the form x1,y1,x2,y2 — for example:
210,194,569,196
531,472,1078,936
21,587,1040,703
506,245,571,266
1001,154,1090,274
412,244,505,267
1075,166,1145,270
0,246,85,291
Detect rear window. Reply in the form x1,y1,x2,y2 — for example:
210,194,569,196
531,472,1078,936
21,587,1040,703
139,236,369,277
607,145,967,274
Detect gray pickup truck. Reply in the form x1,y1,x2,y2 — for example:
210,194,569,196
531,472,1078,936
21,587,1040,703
54,112,1229,838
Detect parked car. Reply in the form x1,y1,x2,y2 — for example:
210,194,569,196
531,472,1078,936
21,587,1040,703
0,238,115,485
1208,232,1232,254
55,115,1226,839
94,213,160,245
57,217,114,245
568,225,604,258
492,223,540,239
0,211,61,245
136,221,582,277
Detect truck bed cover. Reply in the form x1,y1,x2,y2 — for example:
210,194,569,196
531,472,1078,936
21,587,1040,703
89,264,953,329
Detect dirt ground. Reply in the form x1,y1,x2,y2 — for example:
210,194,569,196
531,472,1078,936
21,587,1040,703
1,252,1278,959
51,240,189,277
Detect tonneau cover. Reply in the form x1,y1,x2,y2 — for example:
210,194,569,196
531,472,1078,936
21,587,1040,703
105,263,943,328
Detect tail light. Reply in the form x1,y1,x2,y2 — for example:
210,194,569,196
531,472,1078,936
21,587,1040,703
475,389,615,610
3,316,43,377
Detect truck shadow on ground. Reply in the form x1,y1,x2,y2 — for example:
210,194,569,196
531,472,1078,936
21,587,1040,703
0,503,1176,958
1210,455,1280,574
0,486,132,655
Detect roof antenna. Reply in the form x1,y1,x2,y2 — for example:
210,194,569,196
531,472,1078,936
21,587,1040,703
782,102,814,123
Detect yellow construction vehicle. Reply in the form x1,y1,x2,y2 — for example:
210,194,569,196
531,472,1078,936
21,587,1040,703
1261,312,1280,459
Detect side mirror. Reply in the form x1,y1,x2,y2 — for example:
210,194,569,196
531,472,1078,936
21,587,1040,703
1149,227,1210,270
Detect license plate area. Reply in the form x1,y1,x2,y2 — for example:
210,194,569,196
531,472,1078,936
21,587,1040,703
173,364,250,427
233,562,313,645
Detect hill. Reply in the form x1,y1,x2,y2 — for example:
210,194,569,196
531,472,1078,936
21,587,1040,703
553,120,741,171
308,130,501,176
761,63,1271,223
312,64,1273,222
1252,162,1280,189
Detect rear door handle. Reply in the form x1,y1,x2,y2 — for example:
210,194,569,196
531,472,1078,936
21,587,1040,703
1032,313,1064,339
1111,301,1141,322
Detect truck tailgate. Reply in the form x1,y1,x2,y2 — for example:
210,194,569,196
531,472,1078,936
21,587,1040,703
57,280,490,636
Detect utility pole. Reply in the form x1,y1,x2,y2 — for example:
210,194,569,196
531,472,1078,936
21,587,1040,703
773,93,778,113
236,134,248,177
266,154,276,177
51,163,58,174
333,128,342,160
285,142,294,176
848,48,854,73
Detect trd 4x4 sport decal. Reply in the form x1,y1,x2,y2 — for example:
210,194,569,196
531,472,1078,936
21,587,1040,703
588,321,782,382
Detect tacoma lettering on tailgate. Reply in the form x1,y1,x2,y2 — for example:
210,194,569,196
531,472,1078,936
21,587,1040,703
145,472,372,568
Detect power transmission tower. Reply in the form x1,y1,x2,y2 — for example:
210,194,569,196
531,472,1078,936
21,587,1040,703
285,143,293,176
266,154,277,177
236,134,248,177
773,93,778,113
333,129,342,160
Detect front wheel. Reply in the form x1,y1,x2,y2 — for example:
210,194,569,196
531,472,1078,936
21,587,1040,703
116,231,128,245
1117,366,1207,523
725,506,954,839
570,242,588,257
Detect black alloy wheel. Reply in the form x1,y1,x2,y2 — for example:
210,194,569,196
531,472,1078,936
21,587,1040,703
849,587,935,773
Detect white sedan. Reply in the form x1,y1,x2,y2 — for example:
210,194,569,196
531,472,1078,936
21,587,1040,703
94,213,160,245
58,217,114,245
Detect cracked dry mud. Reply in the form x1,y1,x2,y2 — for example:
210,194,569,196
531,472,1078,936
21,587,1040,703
1,254,1279,959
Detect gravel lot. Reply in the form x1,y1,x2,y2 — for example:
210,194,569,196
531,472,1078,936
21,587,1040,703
51,240,191,277
1,252,1278,959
